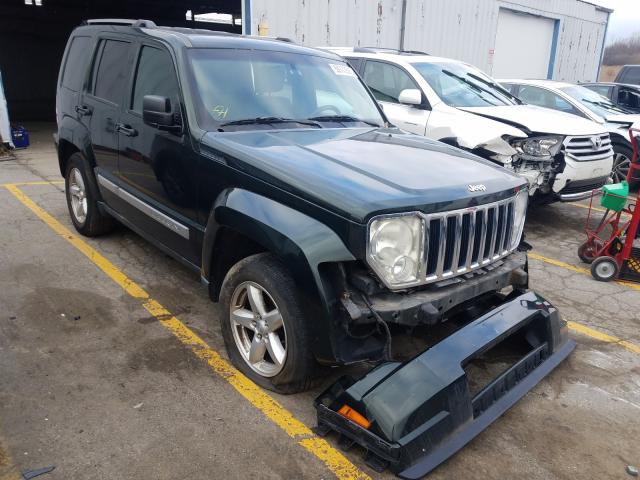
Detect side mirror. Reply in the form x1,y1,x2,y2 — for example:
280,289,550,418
398,89,422,106
143,95,180,131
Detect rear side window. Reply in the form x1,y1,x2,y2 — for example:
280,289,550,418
131,46,180,113
620,67,640,84
92,39,131,104
61,36,91,91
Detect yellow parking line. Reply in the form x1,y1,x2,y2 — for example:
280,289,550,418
3,184,370,480
567,321,640,355
562,200,631,218
0,180,64,187
529,252,640,292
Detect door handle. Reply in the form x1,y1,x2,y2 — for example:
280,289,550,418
75,105,92,116
115,123,138,137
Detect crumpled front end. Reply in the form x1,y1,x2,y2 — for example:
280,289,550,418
314,291,575,478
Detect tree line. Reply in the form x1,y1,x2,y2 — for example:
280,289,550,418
603,34,640,66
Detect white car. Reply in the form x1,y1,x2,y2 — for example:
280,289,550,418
500,79,640,184
327,47,614,202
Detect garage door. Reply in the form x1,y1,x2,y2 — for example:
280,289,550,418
492,8,556,79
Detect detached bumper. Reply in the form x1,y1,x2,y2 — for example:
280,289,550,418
315,291,575,478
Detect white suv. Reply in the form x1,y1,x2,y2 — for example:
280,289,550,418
329,48,614,203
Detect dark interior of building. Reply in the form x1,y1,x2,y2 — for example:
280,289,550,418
0,0,242,121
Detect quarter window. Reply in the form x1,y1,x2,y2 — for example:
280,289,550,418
92,39,131,104
131,46,180,113
363,61,418,104
61,36,91,91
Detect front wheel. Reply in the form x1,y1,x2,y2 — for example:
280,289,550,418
219,253,319,393
590,256,619,282
611,143,633,184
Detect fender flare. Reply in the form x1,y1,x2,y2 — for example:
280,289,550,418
56,114,96,175
202,188,355,312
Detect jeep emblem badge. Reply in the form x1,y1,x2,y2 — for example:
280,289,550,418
468,184,486,192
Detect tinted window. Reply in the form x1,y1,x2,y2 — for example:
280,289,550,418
560,85,632,116
93,40,131,104
518,85,580,115
622,66,640,85
131,46,180,112
363,61,418,103
345,57,362,72
618,87,640,109
61,36,91,91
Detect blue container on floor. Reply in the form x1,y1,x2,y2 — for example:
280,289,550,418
11,125,29,149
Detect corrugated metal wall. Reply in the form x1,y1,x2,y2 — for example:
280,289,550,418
247,0,610,82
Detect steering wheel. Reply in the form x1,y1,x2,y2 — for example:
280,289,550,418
312,105,341,116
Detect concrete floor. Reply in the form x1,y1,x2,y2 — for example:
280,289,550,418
0,123,638,479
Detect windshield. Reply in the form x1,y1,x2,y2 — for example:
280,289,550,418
560,85,633,117
412,61,519,107
187,49,384,130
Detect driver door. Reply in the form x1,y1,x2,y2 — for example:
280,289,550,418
361,60,430,135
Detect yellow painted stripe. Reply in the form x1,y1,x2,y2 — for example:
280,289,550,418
0,180,64,187
4,184,370,480
567,321,640,355
563,200,631,218
529,252,640,291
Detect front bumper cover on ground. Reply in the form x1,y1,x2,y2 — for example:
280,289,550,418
314,291,575,478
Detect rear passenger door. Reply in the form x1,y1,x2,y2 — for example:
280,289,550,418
80,37,134,177
361,60,430,135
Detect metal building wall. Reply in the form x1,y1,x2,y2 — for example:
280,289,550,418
246,0,610,82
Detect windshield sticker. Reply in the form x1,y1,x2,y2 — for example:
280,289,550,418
329,64,357,77
212,105,229,119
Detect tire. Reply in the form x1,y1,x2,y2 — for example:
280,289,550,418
219,253,319,394
64,152,116,236
590,256,619,282
578,240,603,264
611,143,634,185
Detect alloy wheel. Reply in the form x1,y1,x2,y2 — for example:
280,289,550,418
68,167,88,224
229,281,287,377
611,153,631,183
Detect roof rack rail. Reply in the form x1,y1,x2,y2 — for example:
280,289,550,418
84,19,157,28
353,46,429,55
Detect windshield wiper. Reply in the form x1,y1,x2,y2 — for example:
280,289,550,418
442,70,507,106
581,99,630,114
219,116,321,128
307,115,381,127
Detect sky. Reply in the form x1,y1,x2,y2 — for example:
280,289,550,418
591,0,640,44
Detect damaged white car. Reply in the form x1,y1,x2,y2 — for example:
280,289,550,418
330,48,614,203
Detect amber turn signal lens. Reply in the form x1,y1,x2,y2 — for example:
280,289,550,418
338,405,371,429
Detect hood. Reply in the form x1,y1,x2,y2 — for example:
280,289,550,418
460,104,606,136
200,128,524,223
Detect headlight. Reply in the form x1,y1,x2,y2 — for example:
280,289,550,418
367,214,424,288
510,189,528,248
511,136,563,160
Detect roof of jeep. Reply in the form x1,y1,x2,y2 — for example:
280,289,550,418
74,20,339,59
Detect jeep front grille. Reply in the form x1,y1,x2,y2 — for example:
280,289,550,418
423,197,516,284
564,134,613,161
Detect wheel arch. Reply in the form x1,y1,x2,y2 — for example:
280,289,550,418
202,188,356,311
56,116,96,177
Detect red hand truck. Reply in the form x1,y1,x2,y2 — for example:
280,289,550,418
578,127,640,282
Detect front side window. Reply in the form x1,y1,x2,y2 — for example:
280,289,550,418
412,61,518,108
187,49,383,130
618,87,640,109
92,39,131,104
560,85,632,116
131,46,180,113
61,36,91,91
517,85,580,115
362,61,418,104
